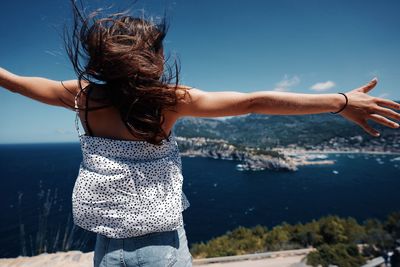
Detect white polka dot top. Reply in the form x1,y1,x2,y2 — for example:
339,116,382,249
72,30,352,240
71,90,190,238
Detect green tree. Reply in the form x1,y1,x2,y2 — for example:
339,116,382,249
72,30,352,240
364,218,393,250
307,244,366,267
319,216,348,244
264,225,290,250
291,221,322,247
189,213,399,261
343,217,365,243
385,212,400,241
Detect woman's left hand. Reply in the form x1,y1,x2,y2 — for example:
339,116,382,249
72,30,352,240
339,78,400,137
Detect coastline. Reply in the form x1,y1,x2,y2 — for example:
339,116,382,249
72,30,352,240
311,150,400,155
179,147,400,172
273,148,400,168
176,136,400,171
275,148,400,156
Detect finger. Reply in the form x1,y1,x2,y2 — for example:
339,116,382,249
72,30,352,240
358,121,380,137
374,106,400,121
368,114,400,129
358,77,378,93
375,98,400,110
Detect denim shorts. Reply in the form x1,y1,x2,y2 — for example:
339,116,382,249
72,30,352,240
93,225,193,267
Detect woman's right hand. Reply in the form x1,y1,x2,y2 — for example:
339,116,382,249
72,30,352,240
339,78,400,137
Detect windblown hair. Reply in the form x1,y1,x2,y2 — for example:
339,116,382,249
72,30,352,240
62,0,185,146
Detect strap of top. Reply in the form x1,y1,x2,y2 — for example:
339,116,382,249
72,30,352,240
60,80,83,137
74,89,83,137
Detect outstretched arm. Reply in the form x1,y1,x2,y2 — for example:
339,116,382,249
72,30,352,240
0,67,88,110
174,79,400,137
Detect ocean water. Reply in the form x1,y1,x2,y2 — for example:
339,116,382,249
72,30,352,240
0,142,399,258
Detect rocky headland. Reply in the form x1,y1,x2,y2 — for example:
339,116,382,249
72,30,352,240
176,136,336,172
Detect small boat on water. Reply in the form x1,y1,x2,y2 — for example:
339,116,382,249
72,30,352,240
390,156,400,162
236,164,246,171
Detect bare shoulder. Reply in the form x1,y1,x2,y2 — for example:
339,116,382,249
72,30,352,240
168,84,196,97
170,85,214,116
165,84,202,112
172,84,206,104
161,84,195,122
165,84,251,118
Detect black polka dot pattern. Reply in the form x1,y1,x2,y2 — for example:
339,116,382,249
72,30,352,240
72,130,190,238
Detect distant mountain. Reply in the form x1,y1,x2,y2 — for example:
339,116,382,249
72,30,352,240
174,111,400,151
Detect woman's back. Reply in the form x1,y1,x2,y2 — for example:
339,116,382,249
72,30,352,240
75,84,179,143
72,86,190,238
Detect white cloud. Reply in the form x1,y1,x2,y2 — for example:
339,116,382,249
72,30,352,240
273,74,300,92
310,81,336,91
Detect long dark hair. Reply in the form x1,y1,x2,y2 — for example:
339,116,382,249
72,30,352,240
62,0,185,146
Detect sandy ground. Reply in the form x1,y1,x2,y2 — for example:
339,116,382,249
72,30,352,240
194,255,308,267
0,251,93,267
0,251,310,267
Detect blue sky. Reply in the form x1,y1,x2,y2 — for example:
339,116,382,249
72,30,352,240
0,0,399,144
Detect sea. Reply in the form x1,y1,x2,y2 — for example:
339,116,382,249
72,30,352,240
0,142,399,258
